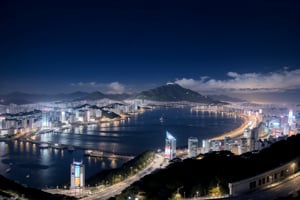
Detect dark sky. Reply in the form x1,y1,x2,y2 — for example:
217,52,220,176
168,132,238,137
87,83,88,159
0,0,299,95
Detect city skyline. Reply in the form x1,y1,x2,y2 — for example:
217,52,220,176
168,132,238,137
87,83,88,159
0,0,299,102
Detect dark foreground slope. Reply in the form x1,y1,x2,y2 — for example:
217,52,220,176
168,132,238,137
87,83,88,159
0,175,76,200
113,134,300,200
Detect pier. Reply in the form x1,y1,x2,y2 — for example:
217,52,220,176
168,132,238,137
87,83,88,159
13,130,135,160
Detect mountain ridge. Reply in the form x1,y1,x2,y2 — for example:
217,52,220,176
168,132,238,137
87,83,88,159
136,83,221,104
0,84,224,105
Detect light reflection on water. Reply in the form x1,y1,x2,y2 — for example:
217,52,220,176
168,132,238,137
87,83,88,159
0,140,125,189
0,107,243,188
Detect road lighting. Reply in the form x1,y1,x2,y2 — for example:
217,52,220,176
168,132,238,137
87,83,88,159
291,163,296,174
174,187,183,200
177,186,183,194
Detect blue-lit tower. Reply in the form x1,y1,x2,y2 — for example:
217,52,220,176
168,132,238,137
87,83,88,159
165,131,176,160
70,161,85,189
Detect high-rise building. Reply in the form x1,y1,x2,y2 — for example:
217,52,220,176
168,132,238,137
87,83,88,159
250,128,259,151
0,116,5,129
70,161,85,189
61,111,66,123
288,110,293,126
165,131,176,160
188,137,198,158
224,136,232,152
42,111,50,128
238,137,248,155
202,139,210,154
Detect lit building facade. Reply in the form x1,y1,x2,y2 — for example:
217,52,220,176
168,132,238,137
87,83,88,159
224,136,232,152
70,161,85,189
165,131,176,160
188,137,198,158
238,137,248,155
202,139,210,154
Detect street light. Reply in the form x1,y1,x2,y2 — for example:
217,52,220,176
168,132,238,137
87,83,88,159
177,186,183,194
291,163,296,174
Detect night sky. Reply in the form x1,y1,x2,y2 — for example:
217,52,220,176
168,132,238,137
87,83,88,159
0,0,299,99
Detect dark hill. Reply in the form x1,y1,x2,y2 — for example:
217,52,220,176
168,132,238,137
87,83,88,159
0,175,76,200
136,83,219,103
113,134,300,200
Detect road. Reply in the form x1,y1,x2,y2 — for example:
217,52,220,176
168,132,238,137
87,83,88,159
46,153,166,200
226,172,300,200
82,153,165,200
210,114,258,141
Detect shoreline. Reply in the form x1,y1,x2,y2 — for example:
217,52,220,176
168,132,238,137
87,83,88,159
1,107,254,157
209,114,253,141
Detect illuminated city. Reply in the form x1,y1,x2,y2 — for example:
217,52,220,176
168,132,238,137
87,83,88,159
0,0,300,200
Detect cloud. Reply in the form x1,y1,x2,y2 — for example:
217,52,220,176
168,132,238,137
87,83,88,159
107,82,125,94
175,68,300,94
70,81,128,94
70,82,96,87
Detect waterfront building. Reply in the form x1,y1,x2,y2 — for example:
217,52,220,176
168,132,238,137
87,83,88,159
202,139,210,154
211,140,222,151
224,136,232,152
61,111,66,123
244,128,251,138
250,128,259,151
0,116,4,129
42,111,51,128
70,161,85,189
238,137,248,155
288,110,293,126
165,131,176,160
188,137,198,158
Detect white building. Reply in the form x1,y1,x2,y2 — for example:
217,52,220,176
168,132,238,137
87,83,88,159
165,131,176,160
188,137,198,158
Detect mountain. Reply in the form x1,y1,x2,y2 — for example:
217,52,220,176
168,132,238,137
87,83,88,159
54,91,89,101
0,91,133,105
0,92,51,105
136,83,220,103
76,91,106,101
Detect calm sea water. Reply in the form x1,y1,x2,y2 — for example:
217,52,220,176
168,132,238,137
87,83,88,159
0,107,242,189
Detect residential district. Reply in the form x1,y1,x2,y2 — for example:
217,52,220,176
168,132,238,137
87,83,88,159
0,99,300,199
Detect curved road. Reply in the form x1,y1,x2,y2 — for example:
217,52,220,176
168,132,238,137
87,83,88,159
227,172,300,200
82,153,165,200
46,153,166,200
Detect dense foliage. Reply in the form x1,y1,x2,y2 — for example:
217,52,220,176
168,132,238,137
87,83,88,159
113,135,300,200
0,175,76,200
86,150,155,187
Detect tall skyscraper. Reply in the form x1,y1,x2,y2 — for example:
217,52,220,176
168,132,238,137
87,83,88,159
165,131,176,160
288,110,293,126
0,116,4,129
224,136,232,152
250,127,259,151
238,137,248,155
42,111,50,128
188,137,198,158
202,139,210,154
61,111,66,123
70,161,85,189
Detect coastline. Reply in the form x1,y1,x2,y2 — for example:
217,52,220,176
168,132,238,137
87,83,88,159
209,114,255,141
